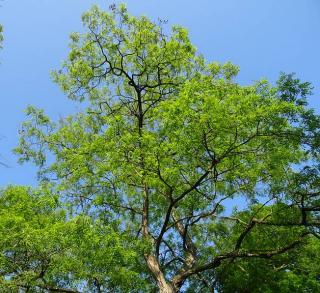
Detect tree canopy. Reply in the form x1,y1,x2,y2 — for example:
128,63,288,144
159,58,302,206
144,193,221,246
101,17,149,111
1,4,319,292
0,185,147,292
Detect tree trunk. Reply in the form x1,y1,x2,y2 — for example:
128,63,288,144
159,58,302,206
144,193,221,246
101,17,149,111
145,254,176,293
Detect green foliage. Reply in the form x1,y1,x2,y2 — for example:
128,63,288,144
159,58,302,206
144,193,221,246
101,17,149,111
215,207,320,293
277,72,313,106
0,185,147,292
9,4,320,292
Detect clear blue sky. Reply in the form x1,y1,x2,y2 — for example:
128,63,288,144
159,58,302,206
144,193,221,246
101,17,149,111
0,0,319,186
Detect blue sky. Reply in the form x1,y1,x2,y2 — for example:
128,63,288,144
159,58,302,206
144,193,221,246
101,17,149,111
0,0,319,186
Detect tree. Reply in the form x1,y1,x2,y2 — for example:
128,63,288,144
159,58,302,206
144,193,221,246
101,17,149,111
214,204,320,293
14,4,320,292
0,185,147,292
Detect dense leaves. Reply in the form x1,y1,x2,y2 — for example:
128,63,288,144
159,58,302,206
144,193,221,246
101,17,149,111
0,186,146,292
6,4,320,292
215,206,320,292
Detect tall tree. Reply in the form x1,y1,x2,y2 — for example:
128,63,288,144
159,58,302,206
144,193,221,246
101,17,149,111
15,5,320,292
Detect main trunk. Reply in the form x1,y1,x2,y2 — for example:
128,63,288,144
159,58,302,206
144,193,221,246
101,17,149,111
136,91,176,293
145,254,176,293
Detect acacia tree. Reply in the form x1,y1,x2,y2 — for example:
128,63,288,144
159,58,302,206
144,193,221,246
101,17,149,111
15,5,320,292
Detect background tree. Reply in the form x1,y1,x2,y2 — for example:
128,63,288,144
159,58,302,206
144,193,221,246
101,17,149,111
214,205,320,293
14,5,320,292
0,185,147,292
